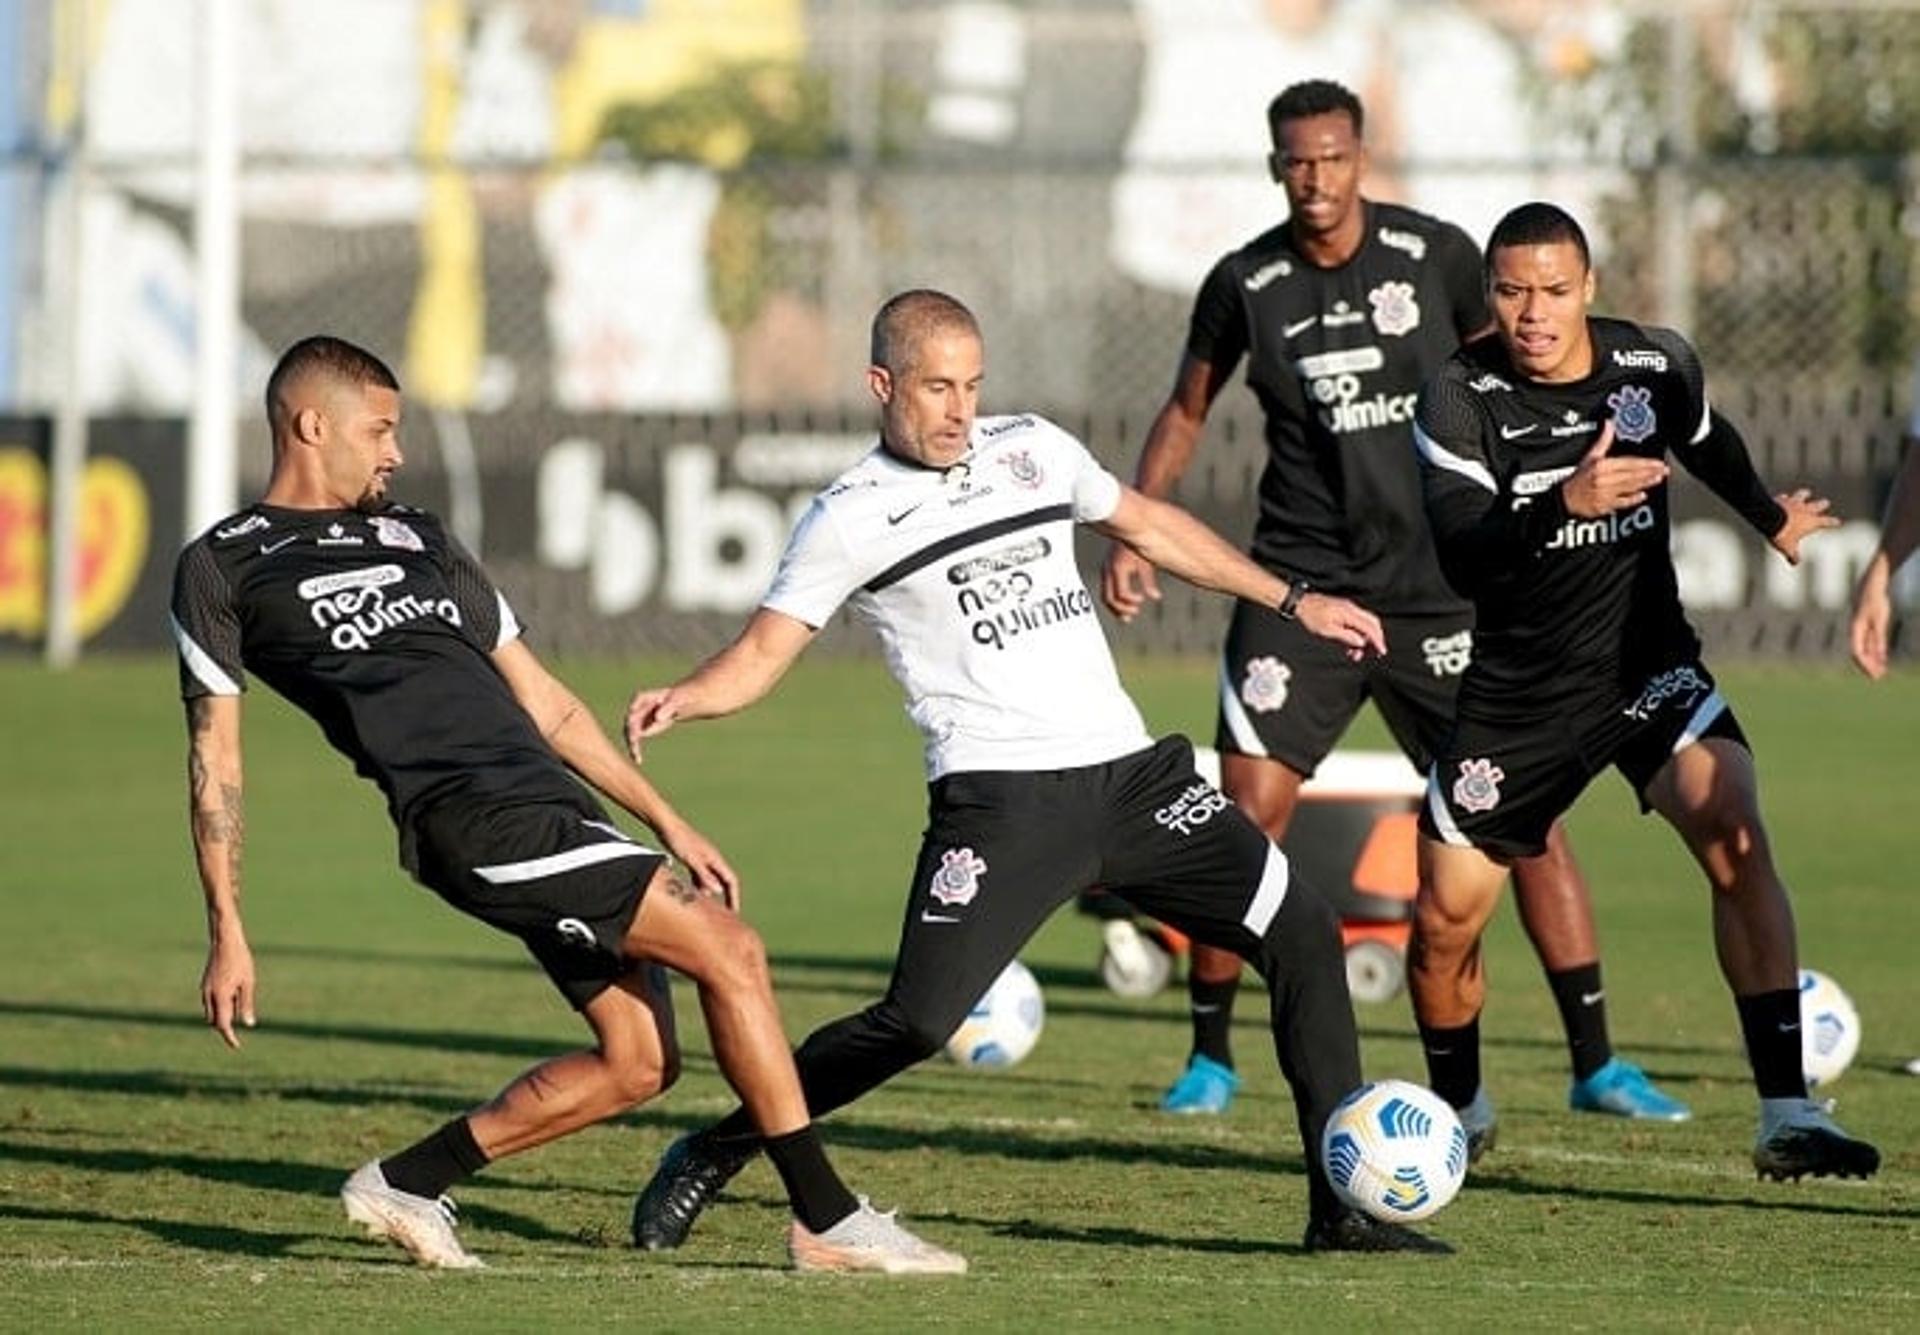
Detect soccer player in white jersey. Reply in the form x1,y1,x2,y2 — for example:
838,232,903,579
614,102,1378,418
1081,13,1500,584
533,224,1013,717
624,289,1454,1257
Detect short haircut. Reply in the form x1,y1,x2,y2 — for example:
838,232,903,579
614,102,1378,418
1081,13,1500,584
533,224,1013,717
1486,202,1592,276
869,290,981,374
1268,80,1364,141
266,335,399,427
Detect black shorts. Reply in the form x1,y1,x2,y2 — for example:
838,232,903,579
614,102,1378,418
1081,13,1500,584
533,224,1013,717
885,735,1297,1038
1419,662,1750,860
1215,599,1472,776
410,796,665,1009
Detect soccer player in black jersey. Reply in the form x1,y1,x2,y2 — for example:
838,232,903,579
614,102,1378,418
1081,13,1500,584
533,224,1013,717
171,336,964,1273
1411,203,1879,1180
1102,79,1685,1133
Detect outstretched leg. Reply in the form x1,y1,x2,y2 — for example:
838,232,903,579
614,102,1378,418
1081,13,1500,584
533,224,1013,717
1644,736,1876,1181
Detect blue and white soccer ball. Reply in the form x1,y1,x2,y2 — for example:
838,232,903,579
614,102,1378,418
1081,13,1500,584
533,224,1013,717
1321,1079,1468,1224
1798,968,1861,1089
944,960,1045,1069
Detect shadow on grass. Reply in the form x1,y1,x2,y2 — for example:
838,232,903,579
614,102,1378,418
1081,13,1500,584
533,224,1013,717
0,1200,333,1259
0,1064,477,1117
0,1141,578,1248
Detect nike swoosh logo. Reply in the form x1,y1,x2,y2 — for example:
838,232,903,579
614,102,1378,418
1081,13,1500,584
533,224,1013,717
920,911,960,924
1580,990,1605,1006
887,503,925,525
1282,315,1319,339
1500,424,1539,440
1777,1021,1800,1033
1191,1004,1222,1015
260,536,297,554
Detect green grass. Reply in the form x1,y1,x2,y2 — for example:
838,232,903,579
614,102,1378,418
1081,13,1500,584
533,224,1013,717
1,654,1915,1330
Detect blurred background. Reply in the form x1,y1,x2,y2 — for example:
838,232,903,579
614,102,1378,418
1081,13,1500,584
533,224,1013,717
1,0,1915,660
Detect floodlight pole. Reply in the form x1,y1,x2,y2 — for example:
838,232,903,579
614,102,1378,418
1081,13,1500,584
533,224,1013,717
43,0,89,668
187,0,240,540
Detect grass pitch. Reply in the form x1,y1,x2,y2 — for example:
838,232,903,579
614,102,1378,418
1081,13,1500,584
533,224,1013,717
1,653,1915,1330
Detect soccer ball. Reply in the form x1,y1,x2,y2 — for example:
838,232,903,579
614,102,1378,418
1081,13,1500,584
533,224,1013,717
1798,968,1861,1088
1321,1079,1468,1224
944,960,1045,1069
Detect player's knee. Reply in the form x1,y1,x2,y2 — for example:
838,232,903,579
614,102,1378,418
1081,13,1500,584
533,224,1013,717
702,914,775,997
597,1034,677,1107
1688,790,1773,891
1247,879,1338,981
605,1054,671,1109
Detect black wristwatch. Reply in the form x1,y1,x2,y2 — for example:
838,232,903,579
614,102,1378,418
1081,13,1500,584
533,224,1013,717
1276,579,1309,621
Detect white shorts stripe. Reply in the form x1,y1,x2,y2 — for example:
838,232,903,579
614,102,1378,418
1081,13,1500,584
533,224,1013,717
1671,690,1727,754
171,613,241,696
1425,764,1472,847
1240,842,1291,936
474,839,651,885
1218,659,1268,758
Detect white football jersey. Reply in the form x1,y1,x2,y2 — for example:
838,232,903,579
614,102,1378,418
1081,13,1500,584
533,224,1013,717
765,413,1153,779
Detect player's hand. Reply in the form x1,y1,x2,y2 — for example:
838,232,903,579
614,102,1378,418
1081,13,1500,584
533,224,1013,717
1101,544,1163,622
1849,558,1893,680
1561,420,1669,518
624,687,682,762
1769,487,1838,567
661,822,743,911
1297,593,1387,661
201,934,256,1049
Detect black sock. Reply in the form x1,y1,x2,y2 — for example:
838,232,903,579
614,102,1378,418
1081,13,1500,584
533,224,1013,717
1418,1016,1482,1111
1736,989,1809,1100
1546,962,1613,1081
707,1107,764,1157
763,1126,859,1233
1189,975,1239,1068
380,1118,490,1199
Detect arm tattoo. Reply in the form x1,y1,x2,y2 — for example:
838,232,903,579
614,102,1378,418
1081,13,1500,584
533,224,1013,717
186,697,243,891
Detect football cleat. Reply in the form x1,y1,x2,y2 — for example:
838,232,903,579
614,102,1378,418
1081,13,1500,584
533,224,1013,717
1569,1057,1692,1122
788,1198,968,1275
340,1160,485,1269
1303,1210,1454,1255
1160,1054,1240,1115
632,1130,754,1251
1753,1100,1879,1182
1456,1086,1497,1165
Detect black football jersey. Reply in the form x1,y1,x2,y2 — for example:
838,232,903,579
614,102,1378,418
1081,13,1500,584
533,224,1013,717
1414,317,1781,716
170,503,589,835
1186,201,1487,613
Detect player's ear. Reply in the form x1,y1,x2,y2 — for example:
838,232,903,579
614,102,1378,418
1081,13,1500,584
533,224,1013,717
1581,265,1597,307
1266,150,1286,185
866,364,893,407
293,405,325,447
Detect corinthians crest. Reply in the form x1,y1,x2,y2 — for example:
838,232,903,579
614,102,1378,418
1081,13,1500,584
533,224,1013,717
1241,656,1291,714
999,449,1044,489
930,847,988,907
1606,385,1658,444
1451,758,1505,814
1368,280,1421,337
